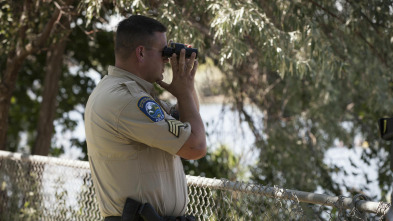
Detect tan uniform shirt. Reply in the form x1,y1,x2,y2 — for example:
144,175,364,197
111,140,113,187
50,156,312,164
85,66,191,217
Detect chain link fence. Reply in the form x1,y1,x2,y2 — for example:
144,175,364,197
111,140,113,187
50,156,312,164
0,150,390,220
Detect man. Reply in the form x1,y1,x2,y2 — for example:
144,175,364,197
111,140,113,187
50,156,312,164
84,15,206,220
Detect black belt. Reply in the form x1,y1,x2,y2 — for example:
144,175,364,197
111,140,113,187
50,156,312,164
104,214,195,221
104,216,122,221
104,216,194,221
105,198,195,221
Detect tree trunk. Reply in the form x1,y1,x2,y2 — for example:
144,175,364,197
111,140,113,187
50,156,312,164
0,56,28,150
33,22,71,156
0,7,61,151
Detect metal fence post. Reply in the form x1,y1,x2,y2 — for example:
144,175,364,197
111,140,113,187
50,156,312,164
379,118,393,221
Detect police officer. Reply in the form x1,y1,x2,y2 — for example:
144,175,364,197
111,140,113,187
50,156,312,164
84,15,207,220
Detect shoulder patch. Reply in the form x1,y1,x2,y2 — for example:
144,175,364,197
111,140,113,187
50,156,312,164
137,96,165,122
166,119,188,137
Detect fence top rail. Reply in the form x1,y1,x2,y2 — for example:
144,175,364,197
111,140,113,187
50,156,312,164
186,175,390,215
0,150,390,217
0,150,90,169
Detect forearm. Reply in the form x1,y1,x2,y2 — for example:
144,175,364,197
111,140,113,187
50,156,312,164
158,49,206,159
174,88,199,113
176,92,206,159
178,93,204,139
192,88,200,111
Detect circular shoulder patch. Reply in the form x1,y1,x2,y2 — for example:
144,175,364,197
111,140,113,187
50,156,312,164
137,96,165,122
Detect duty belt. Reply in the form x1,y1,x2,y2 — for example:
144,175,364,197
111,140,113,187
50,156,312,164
121,198,195,221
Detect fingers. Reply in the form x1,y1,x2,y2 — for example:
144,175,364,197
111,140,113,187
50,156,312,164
170,49,197,78
178,49,186,76
191,60,198,78
170,53,178,76
185,52,196,75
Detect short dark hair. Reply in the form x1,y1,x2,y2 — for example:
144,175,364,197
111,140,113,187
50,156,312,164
115,15,167,60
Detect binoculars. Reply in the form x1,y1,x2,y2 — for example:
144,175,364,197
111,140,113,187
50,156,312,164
162,43,198,59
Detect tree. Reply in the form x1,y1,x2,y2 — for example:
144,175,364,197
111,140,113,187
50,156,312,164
2,0,393,203
102,0,392,198
0,1,61,150
33,7,73,156
2,1,114,156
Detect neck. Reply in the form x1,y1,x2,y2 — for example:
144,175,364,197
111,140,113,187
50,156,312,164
115,60,143,79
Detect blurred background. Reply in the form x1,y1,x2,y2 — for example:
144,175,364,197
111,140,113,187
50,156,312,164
1,0,392,205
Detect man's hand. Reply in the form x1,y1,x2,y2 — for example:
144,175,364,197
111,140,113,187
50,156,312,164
157,49,198,100
157,48,206,160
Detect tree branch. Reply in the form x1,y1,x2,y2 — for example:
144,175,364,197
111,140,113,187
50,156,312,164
30,8,62,53
307,0,345,23
308,0,388,67
344,0,384,33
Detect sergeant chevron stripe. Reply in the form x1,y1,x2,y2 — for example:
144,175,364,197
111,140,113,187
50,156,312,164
166,119,186,137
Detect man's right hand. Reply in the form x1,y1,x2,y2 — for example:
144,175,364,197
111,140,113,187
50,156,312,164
157,49,198,100
157,49,206,160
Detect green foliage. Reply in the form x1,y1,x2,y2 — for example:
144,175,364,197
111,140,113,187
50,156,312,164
5,2,115,156
0,159,44,221
3,0,393,206
6,52,46,152
138,0,392,200
183,145,244,180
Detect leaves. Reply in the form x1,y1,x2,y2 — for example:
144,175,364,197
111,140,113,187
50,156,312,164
2,0,393,204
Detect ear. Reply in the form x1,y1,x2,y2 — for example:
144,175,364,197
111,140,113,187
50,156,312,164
135,46,145,62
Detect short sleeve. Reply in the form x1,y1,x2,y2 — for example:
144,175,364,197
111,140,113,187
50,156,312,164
159,100,179,120
116,95,191,155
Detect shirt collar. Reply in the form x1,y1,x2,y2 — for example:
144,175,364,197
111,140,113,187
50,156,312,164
108,65,154,94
